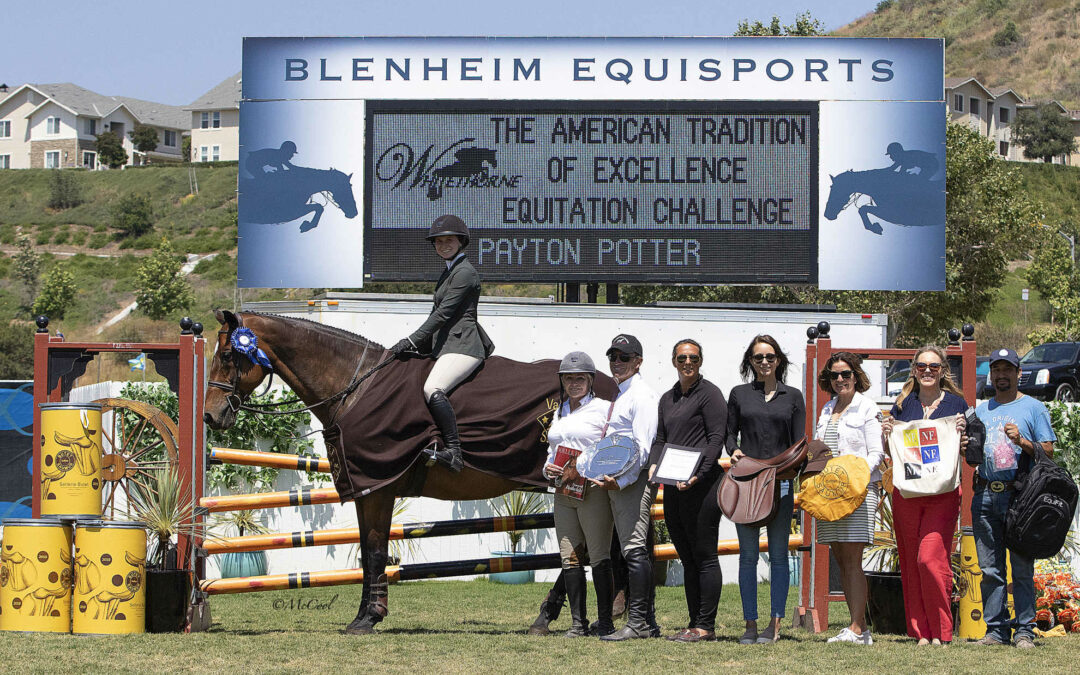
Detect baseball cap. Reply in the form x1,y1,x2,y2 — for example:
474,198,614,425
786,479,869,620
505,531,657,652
989,348,1020,368
607,334,643,357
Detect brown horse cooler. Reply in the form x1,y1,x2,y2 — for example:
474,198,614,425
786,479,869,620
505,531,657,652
0,518,74,633
72,521,147,635
39,403,103,519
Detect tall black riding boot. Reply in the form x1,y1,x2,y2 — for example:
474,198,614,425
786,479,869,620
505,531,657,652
590,560,616,636
600,547,651,641
425,390,463,472
527,574,566,635
563,567,590,638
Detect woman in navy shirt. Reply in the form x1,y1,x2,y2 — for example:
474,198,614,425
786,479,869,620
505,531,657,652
881,345,968,645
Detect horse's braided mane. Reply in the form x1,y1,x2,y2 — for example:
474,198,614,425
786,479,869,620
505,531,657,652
242,310,384,351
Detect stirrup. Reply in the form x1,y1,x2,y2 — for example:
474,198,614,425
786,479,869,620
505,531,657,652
423,442,463,472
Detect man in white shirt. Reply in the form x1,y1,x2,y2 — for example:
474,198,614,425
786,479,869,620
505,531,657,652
596,334,661,641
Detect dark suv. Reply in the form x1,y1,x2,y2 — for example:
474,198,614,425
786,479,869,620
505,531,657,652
1015,342,1080,402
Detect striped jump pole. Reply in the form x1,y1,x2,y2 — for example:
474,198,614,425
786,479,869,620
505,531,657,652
205,513,556,554
199,487,339,512
210,447,331,473
201,534,805,595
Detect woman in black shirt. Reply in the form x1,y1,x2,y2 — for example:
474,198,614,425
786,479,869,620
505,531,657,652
726,335,806,644
647,339,727,642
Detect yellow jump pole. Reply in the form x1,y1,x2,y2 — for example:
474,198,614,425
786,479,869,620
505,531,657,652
199,487,340,513
210,447,330,473
201,534,805,595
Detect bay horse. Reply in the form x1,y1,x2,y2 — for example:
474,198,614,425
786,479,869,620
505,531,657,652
203,310,556,634
239,165,358,233
823,168,943,234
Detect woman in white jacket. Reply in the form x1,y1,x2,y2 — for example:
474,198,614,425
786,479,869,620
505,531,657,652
542,351,615,638
814,351,884,646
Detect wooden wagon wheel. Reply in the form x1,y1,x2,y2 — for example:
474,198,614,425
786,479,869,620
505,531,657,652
92,398,180,519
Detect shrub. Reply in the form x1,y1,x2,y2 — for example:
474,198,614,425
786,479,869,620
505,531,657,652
88,233,110,249
875,0,893,11
0,321,34,379
112,192,154,237
70,231,88,247
32,263,77,319
993,21,1020,47
47,170,83,209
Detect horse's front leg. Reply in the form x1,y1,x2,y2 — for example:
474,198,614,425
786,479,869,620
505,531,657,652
299,203,324,233
858,205,884,235
345,493,395,635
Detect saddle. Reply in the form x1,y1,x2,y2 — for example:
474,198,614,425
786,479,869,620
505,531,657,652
718,437,815,528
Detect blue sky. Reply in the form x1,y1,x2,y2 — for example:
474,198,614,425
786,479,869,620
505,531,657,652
3,0,879,106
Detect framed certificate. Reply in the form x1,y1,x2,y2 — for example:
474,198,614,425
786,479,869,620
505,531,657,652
652,444,704,485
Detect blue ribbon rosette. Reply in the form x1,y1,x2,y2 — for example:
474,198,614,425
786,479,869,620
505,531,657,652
230,327,272,369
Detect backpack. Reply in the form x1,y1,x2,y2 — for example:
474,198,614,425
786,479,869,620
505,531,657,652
1005,445,1079,559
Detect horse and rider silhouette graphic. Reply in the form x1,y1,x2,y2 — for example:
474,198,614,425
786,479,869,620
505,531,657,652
824,142,943,235
426,146,498,200
241,141,358,233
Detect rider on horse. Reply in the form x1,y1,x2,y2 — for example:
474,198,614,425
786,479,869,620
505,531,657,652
245,140,298,180
885,142,938,181
391,215,495,473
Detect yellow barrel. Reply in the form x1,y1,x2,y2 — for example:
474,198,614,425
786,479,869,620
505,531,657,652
956,527,1015,639
0,518,74,633
40,403,103,518
72,521,146,635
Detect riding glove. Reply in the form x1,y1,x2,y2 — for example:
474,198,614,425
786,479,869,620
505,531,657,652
391,338,414,355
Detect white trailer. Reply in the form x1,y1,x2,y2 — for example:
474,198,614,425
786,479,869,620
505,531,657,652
216,294,887,585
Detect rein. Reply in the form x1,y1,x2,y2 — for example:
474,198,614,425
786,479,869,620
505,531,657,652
208,317,394,423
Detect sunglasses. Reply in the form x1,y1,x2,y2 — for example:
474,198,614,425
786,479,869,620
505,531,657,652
608,353,634,363
914,362,942,373
828,370,855,381
676,354,701,364
751,353,777,364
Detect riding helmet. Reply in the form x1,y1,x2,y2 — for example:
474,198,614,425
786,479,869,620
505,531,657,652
280,140,297,154
427,214,470,249
558,351,596,375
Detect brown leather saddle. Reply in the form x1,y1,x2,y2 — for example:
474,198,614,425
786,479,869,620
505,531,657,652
718,437,826,527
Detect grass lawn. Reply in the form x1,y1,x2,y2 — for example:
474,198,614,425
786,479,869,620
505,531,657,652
1,580,1076,673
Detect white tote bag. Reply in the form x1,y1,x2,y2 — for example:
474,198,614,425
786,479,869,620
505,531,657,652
887,415,962,498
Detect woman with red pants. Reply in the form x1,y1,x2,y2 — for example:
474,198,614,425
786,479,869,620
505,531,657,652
881,346,968,645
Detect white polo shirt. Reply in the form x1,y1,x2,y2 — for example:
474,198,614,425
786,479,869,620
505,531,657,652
603,373,660,489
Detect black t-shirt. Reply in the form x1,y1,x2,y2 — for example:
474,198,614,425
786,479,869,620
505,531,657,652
725,380,807,460
649,377,727,480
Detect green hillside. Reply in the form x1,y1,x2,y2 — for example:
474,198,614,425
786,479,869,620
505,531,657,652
836,0,1080,106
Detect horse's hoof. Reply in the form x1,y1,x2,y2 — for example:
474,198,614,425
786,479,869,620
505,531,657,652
344,622,376,635
299,221,316,233
866,223,883,235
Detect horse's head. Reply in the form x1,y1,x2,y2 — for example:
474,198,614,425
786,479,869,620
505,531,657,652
204,310,272,430
329,169,358,219
823,170,854,221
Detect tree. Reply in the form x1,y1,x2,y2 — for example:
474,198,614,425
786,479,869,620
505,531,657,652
33,262,77,319
128,125,160,164
112,192,154,237
135,238,194,320
0,321,34,379
182,136,192,163
13,234,42,311
1025,234,1080,343
734,11,824,36
95,130,128,169
47,169,82,209
621,122,1041,347
1013,104,1078,163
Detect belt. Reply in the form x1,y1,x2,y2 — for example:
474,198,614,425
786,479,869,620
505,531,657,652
974,475,1016,493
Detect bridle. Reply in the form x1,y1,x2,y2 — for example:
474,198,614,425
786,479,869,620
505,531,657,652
207,316,395,423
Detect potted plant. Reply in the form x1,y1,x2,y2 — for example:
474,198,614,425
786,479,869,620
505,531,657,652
863,475,906,634
129,465,205,633
213,510,271,578
490,490,549,584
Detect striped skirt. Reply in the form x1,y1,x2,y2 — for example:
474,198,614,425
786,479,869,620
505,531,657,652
816,483,880,544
